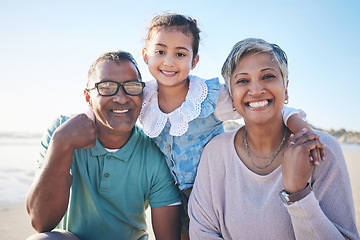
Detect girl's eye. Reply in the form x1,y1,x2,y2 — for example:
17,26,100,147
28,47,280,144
176,53,185,57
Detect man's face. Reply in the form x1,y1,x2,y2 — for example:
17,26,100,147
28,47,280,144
85,60,142,136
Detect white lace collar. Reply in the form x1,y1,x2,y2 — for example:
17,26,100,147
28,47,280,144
139,76,208,137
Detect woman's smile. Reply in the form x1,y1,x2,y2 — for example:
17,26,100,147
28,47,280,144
245,99,271,109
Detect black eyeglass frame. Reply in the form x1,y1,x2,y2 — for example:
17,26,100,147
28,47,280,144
87,80,145,96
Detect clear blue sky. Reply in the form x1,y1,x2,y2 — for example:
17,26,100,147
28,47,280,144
1,0,359,133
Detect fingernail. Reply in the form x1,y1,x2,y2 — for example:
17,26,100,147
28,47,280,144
290,134,294,138
302,128,307,132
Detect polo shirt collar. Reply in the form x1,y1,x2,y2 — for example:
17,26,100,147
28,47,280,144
89,126,140,162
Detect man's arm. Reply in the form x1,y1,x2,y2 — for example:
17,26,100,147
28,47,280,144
151,205,181,240
25,114,97,232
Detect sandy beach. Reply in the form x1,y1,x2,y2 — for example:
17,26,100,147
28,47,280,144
1,148,359,240
0,202,155,240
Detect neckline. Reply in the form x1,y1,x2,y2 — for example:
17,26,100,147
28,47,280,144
231,128,282,178
139,76,208,137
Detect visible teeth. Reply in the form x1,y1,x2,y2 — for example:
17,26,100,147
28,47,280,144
161,70,176,75
249,100,268,108
113,109,129,113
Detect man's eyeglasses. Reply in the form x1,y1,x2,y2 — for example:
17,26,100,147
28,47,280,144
87,80,145,96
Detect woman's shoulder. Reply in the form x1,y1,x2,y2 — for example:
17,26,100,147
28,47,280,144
314,130,342,153
204,129,237,149
312,129,348,174
199,130,238,171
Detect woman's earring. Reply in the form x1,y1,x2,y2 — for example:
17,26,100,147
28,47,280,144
284,99,289,104
232,106,236,111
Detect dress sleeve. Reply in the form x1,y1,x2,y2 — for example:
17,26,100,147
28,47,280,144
281,106,306,127
188,147,224,240
285,133,359,239
213,84,242,121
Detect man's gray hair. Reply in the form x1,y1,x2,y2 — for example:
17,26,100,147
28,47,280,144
87,51,142,88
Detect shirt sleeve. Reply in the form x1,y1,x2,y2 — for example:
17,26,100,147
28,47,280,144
37,115,70,169
281,105,306,127
148,154,181,208
214,84,242,121
285,133,359,239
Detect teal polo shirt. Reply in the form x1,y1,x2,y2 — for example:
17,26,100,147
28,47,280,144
38,116,181,240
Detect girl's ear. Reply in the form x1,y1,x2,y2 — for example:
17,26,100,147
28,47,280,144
142,48,148,64
191,55,200,69
84,89,93,109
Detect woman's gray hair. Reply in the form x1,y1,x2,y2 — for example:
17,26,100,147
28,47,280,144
221,38,288,95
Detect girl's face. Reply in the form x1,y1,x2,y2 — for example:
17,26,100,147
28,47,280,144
230,51,288,125
142,27,199,88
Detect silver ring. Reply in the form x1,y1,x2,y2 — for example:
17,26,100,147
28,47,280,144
289,141,295,145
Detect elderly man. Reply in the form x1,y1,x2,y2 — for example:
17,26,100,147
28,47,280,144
26,51,181,240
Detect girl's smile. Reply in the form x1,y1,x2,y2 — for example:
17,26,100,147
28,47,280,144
142,27,199,88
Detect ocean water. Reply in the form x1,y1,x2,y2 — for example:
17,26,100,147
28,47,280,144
0,137,41,205
340,143,360,152
1,136,360,206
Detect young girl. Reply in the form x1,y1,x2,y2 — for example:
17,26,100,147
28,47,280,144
139,13,321,238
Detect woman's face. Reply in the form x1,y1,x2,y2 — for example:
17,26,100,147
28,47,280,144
230,51,288,125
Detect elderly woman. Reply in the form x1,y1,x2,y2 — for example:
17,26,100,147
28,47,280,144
188,38,359,239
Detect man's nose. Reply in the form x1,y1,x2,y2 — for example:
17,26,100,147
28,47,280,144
112,87,129,103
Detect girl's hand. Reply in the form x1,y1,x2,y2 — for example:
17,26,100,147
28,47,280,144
309,139,326,166
282,128,325,193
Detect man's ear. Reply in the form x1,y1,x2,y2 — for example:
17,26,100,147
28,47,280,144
191,55,199,69
84,89,93,109
142,48,148,64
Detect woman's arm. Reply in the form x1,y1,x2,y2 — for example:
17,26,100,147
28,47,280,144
188,151,224,240
282,131,359,239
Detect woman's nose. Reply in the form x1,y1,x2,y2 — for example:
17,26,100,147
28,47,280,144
248,82,265,96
